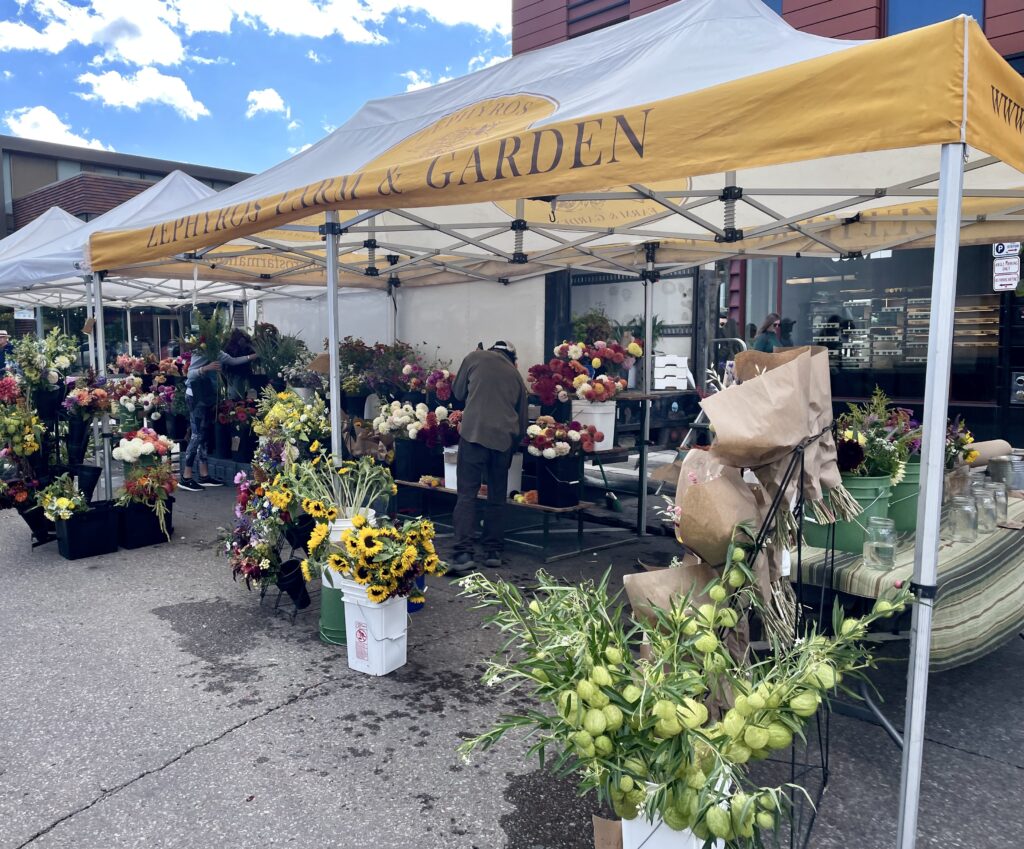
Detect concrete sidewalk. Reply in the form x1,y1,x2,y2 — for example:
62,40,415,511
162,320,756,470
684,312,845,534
0,487,1020,849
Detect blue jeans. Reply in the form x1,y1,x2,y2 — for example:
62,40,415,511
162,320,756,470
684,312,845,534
184,395,210,473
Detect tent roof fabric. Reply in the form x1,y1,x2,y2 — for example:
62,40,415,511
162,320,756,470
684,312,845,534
0,206,83,259
83,0,1024,284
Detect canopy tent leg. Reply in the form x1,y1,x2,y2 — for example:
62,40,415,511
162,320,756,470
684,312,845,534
387,287,397,345
896,142,965,849
94,275,114,501
35,307,44,339
85,276,103,473
323,211,344,459
126,308,133,356
637,242,657,536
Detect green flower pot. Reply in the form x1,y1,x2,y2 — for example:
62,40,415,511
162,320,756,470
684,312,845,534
804,474,892,554
888,457,921,533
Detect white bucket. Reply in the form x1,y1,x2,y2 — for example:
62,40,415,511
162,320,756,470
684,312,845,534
339,578,408,676
443,446,458,490
328,508,376,544
572,400,615,452
621,815,709,849
507,452,523,495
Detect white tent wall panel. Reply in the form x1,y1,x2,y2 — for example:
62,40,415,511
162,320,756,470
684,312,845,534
258,290,390,349
395,276,546,376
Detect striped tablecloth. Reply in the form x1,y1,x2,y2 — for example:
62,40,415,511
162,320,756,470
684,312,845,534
798,497,1024,671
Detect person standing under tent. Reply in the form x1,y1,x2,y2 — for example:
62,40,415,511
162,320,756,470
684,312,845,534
179,347,259,491
448,341,529,574
751,313,782,353
0,330,12,371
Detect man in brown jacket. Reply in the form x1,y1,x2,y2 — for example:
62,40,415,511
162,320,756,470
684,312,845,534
448,341,529,573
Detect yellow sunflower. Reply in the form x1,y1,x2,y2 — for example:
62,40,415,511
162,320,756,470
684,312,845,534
409,592,425,605
357,527,383,556
422,539,436,556
327,552,345,572
400,545,418,572
301,497,314,514
308,500,326,518
300,560,313,582
420,520,436,537
324,506,339,521
351,513,367,529
353,563,373,585
307,522,329,551
309,440,321,453
342,531,361,558
366,584,389,603
423,553,441,574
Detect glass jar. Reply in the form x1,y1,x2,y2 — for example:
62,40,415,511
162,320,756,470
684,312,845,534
985,481,1008,525
863,516,897,571
975,491,998,534
950,496,978,543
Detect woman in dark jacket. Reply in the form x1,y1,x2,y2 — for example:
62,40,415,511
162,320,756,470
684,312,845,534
751,313,782,353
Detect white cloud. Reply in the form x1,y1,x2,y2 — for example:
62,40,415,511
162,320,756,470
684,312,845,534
286,119,300,131
0,1,512,70
400,69,453,92
0,0,186,66
468,52,509,72
3,105,113,150
245,87,289,119
77,67,210,120
306,49,323,63
287,142,313,155
2,70,12,80
322,121,337,134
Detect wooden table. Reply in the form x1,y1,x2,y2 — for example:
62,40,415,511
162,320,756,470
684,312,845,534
395,479,633,563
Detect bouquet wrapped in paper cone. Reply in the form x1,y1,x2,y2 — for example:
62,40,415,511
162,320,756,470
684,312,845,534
707,348,860,527
674,452,760,566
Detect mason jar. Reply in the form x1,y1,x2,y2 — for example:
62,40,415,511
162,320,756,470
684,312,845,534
975,491,997,534
950,496,978,543
863,516,897,571
984,481,1008,525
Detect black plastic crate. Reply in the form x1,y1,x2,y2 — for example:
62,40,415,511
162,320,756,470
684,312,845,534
117,498,175,549
55,501,119,560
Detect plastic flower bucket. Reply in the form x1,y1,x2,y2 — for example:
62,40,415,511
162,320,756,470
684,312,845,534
319,570,347,645
804,475,891,554
443,446,458,490
339,577,408,676
571,400,615,451
887,457,921,533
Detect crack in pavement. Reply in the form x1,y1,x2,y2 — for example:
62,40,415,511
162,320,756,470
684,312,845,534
13,675,339,849
923,734,1024,771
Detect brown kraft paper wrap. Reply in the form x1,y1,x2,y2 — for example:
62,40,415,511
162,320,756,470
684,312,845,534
675,466,760,566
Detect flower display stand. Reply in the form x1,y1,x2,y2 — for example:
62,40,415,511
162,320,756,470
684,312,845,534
339,577,408,676
55,501,118,560
571,400,615,451
116,498,174,549
276,559,311,609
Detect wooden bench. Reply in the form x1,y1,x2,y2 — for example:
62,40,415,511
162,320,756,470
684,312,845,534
394,479,629,562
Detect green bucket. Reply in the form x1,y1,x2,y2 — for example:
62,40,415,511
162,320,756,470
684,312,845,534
804,474,892,554
888,458,921,533
319,577,347,645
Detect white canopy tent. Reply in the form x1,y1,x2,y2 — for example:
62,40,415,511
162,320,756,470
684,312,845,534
10,0,1023,843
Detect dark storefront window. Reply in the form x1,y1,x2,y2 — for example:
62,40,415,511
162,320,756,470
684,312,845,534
779,246,1001,409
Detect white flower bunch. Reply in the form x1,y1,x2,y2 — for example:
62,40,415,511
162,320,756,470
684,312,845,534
119,397,136,413
54,355,71,370
46,370,59,384
112,437,155,462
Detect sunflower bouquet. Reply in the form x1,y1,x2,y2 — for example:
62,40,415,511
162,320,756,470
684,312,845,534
253,388,330,464
286,450,396,522
303,513,446,602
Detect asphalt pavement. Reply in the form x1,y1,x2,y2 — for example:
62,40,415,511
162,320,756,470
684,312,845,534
0,486,1020,849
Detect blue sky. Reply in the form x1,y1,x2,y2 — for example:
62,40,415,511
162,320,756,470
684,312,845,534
0,0,511,173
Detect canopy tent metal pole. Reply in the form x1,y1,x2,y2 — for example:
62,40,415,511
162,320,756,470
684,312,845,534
387,288,397,345
896,142,965,849
636,242,657,536
94,275,113,500
323,211,344,459
84,276,103,472
35,307,44,339
126,308,133,356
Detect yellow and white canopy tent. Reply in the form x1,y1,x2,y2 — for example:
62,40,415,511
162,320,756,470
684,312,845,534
50,0,1024,842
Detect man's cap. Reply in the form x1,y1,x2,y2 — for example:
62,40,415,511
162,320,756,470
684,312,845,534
490,340,516,356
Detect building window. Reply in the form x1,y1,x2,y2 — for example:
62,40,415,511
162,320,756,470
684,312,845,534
56,160,81,181
761,0,783,13
887,0,983,36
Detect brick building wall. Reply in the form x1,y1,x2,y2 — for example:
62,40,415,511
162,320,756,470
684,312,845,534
986,0,1024,57
781,0,883,39
12,172,152,230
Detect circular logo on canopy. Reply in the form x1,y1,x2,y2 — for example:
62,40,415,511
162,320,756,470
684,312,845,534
364,94,685,229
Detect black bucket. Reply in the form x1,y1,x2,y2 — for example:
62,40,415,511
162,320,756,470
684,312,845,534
276,559,311,609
